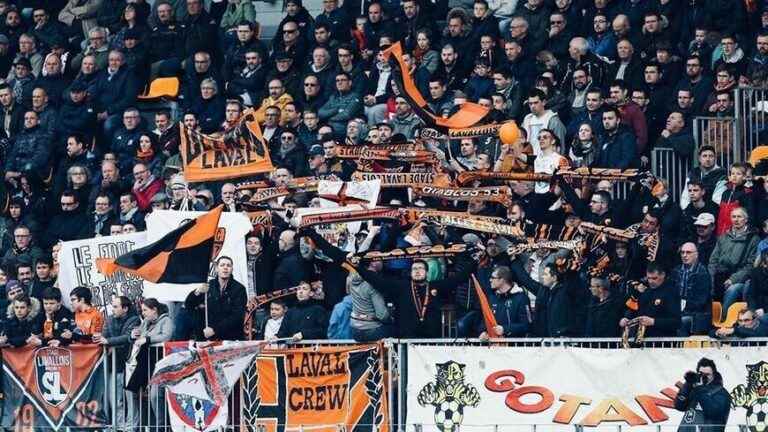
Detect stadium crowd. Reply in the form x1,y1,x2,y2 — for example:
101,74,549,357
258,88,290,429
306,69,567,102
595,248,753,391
0,0,768,353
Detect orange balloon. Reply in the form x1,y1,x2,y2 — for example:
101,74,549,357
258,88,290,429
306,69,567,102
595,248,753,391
499,121,521,145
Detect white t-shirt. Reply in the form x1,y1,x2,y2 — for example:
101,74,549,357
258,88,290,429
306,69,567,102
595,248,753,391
533,151,569,193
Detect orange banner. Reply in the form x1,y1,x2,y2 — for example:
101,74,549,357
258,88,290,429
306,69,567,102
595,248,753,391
180,111,274,182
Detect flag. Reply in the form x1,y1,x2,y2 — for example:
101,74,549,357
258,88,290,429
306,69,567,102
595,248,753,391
180,109,274,182
471,274,500,337
382,42,488,131
96,205,224,283
150,341,265,404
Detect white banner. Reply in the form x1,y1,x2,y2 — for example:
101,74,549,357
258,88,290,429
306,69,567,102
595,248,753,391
58,232,148,313
407,345,768,431
144,210,252,302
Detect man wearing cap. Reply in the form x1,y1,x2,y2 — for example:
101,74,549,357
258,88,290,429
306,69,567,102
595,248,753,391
306,145,327,175
150,192,170,211
391,96,422,140
54,83,96,144
122,29,149,86
8,57,34,106
681,180,719,241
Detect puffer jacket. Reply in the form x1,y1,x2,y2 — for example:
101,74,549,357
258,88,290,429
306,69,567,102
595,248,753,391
5,125,50,172
317,90,363,137
708,228,759,284
5,297,42,347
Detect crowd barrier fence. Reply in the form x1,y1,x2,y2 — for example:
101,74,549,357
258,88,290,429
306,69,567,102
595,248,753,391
5,337,763,431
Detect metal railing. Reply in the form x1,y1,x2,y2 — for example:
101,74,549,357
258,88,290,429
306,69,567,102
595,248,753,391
17,338,768,430
692,116,738,167
734,86,768,157
651,147,691,202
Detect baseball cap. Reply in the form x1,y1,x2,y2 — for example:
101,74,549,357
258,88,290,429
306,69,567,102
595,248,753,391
308,145,324,157
13,57,31,69
274,51,292,61
70,81,88,93
693,213,715,226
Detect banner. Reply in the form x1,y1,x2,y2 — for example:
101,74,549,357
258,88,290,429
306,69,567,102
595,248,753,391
406,345,768,431
165,342,229,432
58,232,148,313
240,344,389,432
1,345,107,431
144,210,251,302
317,180,381,209
180,111,274,182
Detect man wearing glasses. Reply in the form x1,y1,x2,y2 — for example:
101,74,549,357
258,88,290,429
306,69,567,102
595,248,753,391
318,72,362,138
44,192,90,247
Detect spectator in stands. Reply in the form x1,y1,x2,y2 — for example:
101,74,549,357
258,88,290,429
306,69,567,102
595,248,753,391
4,111,50,184
594,107,636,169
710,207,759,313
28,257,55,301
277,281,329,341
3,226,44,271
476,265,532,339
607,79,648,161
673,242,712,336
0,83,24,139
319,72,362,138
4,294,42,347
91,50,140,139
90,194,117,237
714,308,768,338
39,287,73,347
44,191,90,247
262,300,287,340
184,256,247,341
71,27,109,74
192,78,226,134
620,263,682,337
681,181,719,241
522,89,566,155
70,286,104,339
94,295,140,430
748,33,768,86
657,111,695,159
584,276,623,337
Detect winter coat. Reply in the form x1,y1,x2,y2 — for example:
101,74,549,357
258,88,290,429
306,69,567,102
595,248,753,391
54,98,96,141
5,125,51,172
90,66,140,116
184,277,247,341
59,0,104,39
708,228,759,285
277,299,329,340
624,280,682,337
674,373,731,432
594,125,637,169
485,286,532,337
136,312,173,344
391,112,423,140
272,246,310,291
584,295,623,337
5,297,42,347
317,90,363,137
103,311,141,372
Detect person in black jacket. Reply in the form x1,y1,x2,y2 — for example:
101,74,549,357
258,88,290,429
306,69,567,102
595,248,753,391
273,229,311,291
620,263,682,337
477,265,531,339
515,260,581,338
38,287,74,347
3,294,42,347
276,281,329,341
584,276,623,337
674,358,731,432
355,251,477,338
184,256,247,341
90,50,140,139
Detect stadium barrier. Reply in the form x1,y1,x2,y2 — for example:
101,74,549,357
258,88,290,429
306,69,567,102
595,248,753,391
4,338,768,431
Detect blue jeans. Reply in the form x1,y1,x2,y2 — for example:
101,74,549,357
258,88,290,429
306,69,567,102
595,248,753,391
723,281,750,319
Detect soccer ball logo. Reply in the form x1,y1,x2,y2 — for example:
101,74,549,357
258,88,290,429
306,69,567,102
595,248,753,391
418,361,480,432
732,361,768,432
